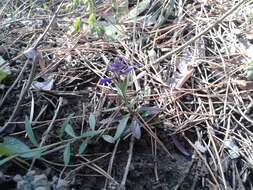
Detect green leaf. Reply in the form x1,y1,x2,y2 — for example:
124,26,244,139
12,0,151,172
82,130,101,138
115,79,128,98
42,3,48,9
73,18,81,32
3,137,40,158
60,114,74,138
23,149,41,159
122,78,128,95
88,13,96,25
83,0,94,13
78,139,88,155
65,124,76,138
3,137,29,155
72,0,80,7
88,113,96,131
63,143,71,166
114,114,130,141
0,70,8,82
0,144,14,156
96,26,105,37
102,135,115,143
25,116,38,146
0,56,9,82
104,24,117,41
0,56,5,65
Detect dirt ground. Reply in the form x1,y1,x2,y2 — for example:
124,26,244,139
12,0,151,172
0,0,253,190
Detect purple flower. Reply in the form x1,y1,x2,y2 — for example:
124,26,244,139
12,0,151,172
121,66,134,75
100,57,134,85
107,57,134,74
107,58,125,72
100,77,114,84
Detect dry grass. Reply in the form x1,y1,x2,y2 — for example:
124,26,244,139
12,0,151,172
0,0,253,189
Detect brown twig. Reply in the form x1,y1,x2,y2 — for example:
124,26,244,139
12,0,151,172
0,56,37,133
0,60,29,108
29,97,63,170
153,0,250,65
104,139,120,189
119,136,135,190
33,0,65,49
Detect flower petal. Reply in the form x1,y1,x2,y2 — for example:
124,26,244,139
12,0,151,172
121,66,134,75
100,77,114,84
107,65,121,72
107,57,125,72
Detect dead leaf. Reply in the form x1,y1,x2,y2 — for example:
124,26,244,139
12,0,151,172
195,141,207,153
32,76,54,91
24,48,38,60
167,49,194,91
131,118,141,139
127,0,151,19
38,53,46,71
224,138,240,159
231,79,253,90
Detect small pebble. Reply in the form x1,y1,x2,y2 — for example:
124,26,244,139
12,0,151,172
13,175,23,182
56,179,69,190
35,187,49,190
32,174,49,188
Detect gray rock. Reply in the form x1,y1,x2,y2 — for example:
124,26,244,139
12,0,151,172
13,174,23,182
17,180,32,190
32,174,49,188
0,171,3,179
27,171,36,177
13,171,67,190
26,170,36,182
35,187,49,190
56,179,69,190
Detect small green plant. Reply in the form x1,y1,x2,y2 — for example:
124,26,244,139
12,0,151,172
67,0,104,36
0,112,102,166
99,58,138,142
42,2,49,10
0,56,10,83
99,57,162,142
59,112,103,164
25,116,39,147
67,0,127,40
84,0,106,37
0,57,162,166
73,17,82,33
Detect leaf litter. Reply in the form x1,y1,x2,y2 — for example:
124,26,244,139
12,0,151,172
0,0,253,189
